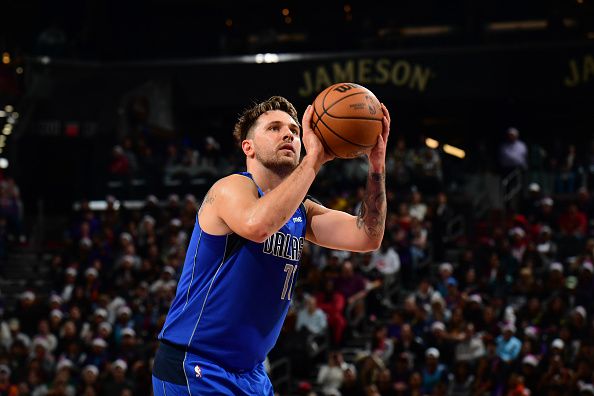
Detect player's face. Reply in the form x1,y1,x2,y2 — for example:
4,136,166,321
251,110,301,173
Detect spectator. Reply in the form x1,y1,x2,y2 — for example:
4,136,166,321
102,359,133,396
408,189,427,221
296,295,328,337
79,364,100,394
558,203,587,238
522,183,544,223
315,279,346,346
420,347,447,394
446,361,474,396
499,127,528,175
317,351,347,396
392,324,424,369
0,364,18,396
555,144,579,193
108,146,131,178
454,323,486,364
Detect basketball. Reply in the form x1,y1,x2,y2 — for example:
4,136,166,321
311,82,383,159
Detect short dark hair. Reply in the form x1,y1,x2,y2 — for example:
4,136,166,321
232,96,300,147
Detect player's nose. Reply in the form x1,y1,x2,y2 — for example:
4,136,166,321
282,126,294,141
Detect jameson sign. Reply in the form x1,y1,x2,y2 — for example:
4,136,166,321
563,53,594,88
297,58,435,96
28,42,594,111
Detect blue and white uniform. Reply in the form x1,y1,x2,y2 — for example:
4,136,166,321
152,172,307,395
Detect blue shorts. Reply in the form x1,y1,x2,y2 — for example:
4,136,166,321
152,341,274,396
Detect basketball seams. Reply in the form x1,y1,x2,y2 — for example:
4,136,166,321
324,114,384,122
322,90,380,118
313,124,340,158
311,99,324,132
311,102,339,156
315,115,376,148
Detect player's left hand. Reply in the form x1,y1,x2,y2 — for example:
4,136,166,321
367,103,391,172
302,104,335,167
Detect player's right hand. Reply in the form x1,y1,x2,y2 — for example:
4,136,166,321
301,105,334,167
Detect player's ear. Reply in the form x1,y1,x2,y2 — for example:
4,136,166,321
241,139,255,157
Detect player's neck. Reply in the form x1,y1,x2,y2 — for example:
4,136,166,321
246,161,288,193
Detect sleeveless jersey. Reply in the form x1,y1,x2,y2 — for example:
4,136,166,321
158,172,307,371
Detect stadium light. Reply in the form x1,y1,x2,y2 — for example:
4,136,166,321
425,137,439,149
1,53,10,64
4,105,13,113
264,53,279,63
487,20,547,31
256,53,279,64
0,158,8,169
443,144,466,159
400,25,453,36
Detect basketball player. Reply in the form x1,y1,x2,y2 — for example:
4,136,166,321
152,96,390,395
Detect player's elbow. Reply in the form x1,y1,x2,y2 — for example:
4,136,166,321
362,237,382,252
243,220,273,244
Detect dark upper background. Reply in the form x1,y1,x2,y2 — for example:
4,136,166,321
1,0,592,59
0,0,593,212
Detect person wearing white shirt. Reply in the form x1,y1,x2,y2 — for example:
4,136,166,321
317,351,352,396
409,190,428,221
499,127,528,173
454,323,485,364
296,295,328,336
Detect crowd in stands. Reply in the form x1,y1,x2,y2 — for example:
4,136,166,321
1,127,594,396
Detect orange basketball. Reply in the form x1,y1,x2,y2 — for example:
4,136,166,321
311,82,383,159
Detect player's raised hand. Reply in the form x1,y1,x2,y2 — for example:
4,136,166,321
367,103,391,171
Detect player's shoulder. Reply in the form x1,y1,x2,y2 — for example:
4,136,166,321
209,174,259,197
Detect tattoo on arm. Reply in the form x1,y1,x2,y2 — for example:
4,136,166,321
198,190,215,215
356,172,386,239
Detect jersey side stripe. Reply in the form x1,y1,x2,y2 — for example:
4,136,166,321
187,233,229,346
182,234,228,394
183,230,203,311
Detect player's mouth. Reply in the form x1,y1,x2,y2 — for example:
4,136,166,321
278,143,295,153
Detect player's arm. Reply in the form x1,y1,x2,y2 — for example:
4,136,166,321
305,104,390,252
199,105,333,243
304,169,386,252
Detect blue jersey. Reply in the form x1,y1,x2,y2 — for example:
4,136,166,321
158,172,307,371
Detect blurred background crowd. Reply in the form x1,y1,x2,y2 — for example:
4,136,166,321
1,0,594,395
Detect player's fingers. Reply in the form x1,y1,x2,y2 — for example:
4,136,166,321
377,133,385,147
382,116,390,142
302,105,313,131
381,103,391,125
